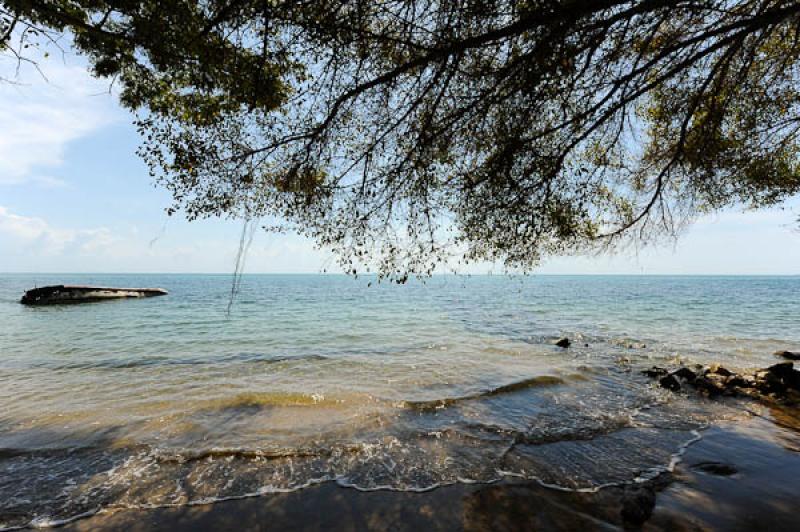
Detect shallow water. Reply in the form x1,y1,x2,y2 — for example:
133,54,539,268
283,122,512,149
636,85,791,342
0,274,798,529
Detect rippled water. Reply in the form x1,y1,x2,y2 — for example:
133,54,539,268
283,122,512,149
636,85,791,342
1,274,798,529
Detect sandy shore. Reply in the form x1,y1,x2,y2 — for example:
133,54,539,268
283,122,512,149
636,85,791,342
59,402,800,531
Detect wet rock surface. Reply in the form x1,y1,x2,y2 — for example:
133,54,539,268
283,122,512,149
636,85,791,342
643,361,800,405
775,350,800,361
658,374,681,392
642,367,668,379
671,367,697,382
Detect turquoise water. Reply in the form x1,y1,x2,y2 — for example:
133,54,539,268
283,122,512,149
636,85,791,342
0,274,798,528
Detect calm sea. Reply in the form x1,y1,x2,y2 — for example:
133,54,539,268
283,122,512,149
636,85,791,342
1,274,798,528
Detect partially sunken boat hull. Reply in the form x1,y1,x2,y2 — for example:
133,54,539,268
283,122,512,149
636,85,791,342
20,285,168,305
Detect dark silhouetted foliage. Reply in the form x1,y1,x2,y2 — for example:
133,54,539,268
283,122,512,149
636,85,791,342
3,1,800,278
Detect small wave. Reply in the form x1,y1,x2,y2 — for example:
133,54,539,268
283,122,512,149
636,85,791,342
154,443,368,464
0,423,709,531
30,353,328,371
491,375,565,394
498,430,704,494
447,415,635,447
0,445,100,459
608,337,650,349
196,391,353,410
401,375,565,412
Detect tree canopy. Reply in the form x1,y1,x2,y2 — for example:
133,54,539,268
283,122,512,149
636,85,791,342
3,1,800,278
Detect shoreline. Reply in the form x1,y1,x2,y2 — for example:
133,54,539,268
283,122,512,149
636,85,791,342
58,405,800,531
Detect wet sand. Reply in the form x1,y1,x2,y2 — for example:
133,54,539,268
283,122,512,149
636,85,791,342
61,404,800,531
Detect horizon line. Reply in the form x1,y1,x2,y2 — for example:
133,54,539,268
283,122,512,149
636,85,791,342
1,272,798,277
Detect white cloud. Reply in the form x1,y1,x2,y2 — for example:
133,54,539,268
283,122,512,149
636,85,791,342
0,205,335,273
2,200,798,274
0,54,121,185
0,206,117,255
0,206,53,240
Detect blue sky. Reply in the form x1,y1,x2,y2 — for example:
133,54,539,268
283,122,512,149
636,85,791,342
1,51,799,274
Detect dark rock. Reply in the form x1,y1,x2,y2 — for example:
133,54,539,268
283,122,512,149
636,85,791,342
642,366,668,379
555,337,571,348
786,373,800,391
671,367,697,382
756,370,786,395
659,374,681,391
767,361,794,377
706,364,733,377
693,375,725,397
644,361,799,404
759,362,800,394
726,375,753,388
775,350,800,361
765,362,800,391
621,486,656,525
692,462,738,476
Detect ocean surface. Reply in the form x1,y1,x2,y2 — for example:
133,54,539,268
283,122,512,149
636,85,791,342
1,274,798,529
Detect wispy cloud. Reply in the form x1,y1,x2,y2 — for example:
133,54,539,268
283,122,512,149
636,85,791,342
0,205,334,273
0,55,121,185
0,206,117,255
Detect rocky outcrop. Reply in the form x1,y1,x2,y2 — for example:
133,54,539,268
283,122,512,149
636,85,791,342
642,361,800,404
775,350,800,361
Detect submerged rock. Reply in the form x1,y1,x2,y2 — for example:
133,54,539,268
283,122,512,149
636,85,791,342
691,461,738,476
625,342,647,349
775,350,800,361
555,337,571,348
620,485,656,526
20,284,167,305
